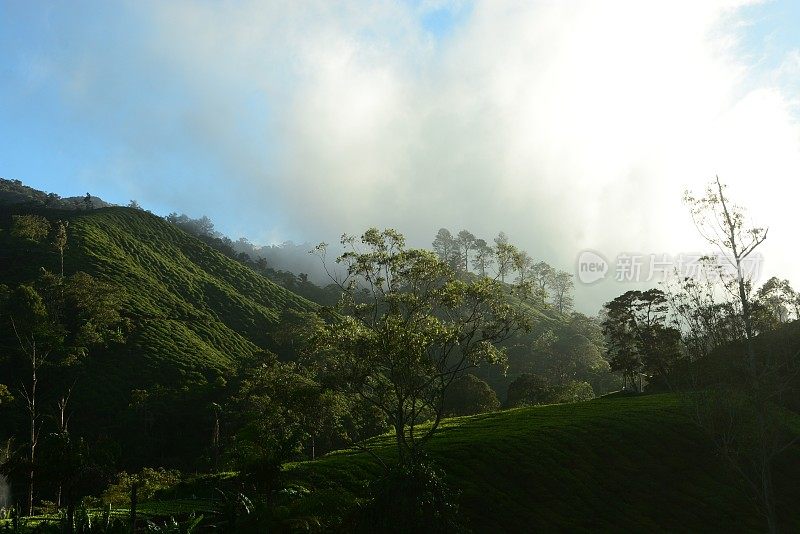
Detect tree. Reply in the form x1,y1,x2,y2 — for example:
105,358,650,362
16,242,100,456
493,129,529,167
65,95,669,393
471,239,494,277
431,228,459,270
493,232,517,283
52,220,68,278
83,193,93,210
442,375,499,416
230,353,346,487
755,277,797,326
506,374,551,407
1,272,124,516
663,265,741,365
4,285,62,515
549,270,574,313
513,250,533,286
38,432,111,529
311,228,531,465
684,177,793,532
530,261,554,293
11,215,50,242
601,289,682,391
529,261,554,303
127,199,142,210
455,230,476,272
535,328,607,386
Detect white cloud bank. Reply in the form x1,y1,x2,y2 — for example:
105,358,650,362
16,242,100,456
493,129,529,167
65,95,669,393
48,0,800,310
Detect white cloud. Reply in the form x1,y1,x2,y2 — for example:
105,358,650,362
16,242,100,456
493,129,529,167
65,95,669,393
44,0,800,310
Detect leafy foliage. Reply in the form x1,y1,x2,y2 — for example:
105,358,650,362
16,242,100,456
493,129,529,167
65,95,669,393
11,215,49,242
101,468,181,506
349,454,468,533
442,375,500,417
309,228,531,462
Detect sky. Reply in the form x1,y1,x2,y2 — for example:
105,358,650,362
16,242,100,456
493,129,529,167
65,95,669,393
1,0,800,312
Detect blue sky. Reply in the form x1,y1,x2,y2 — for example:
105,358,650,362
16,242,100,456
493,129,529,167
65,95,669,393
0,0,472,241
2,1,800,311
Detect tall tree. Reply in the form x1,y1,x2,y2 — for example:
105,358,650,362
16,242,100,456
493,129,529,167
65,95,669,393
530,261,554,303
493,232,516,283
311,228,531,465
455,230,476,273
549,270,574,314
684,177,791,532
1,272,124,516
755,277,797,325
4,285,62,515
432,228,460,270
471,239,494,277
601,289,681,391
531,261,554,293
513,250,534,286
52,220,68,278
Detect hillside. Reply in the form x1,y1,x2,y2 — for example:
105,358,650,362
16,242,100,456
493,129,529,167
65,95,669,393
0,205,316,465
281,394,800,532
2,205,316,378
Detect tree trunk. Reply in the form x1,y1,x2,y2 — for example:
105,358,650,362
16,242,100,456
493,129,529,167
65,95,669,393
66,501,75,534
27,347,37,517
130,483,138,533
762,453,778,534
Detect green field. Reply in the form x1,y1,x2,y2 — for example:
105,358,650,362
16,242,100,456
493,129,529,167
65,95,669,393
282,393,800,532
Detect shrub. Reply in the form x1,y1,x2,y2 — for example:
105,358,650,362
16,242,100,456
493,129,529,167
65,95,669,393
349,455,468,533
507,374,595,407
506,374,552,407
551,381,595,404
11,214,50,241
443,375,500,416
101,467,181,505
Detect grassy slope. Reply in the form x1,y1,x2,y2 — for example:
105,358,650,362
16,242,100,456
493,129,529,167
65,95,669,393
286,394,800,532
1,206,315,410
67,208,315,380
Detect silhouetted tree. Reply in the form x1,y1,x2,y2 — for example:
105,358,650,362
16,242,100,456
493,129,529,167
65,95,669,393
471,239,494,277
455,230,476,272
684,177,793,533
549,270,574,313
432,228,460,270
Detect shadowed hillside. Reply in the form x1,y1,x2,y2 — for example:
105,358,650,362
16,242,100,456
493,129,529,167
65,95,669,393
280,394,800,532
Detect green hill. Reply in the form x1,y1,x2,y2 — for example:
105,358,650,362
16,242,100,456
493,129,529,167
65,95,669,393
0,205,316,465
281,393,800,532
2,205,315,381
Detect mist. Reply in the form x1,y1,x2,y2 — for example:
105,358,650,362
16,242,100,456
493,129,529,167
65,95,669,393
4,0,800,312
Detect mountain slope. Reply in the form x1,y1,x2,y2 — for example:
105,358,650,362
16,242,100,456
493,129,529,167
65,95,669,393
3,206,315,382
1,205,316,465
67,208,315,381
